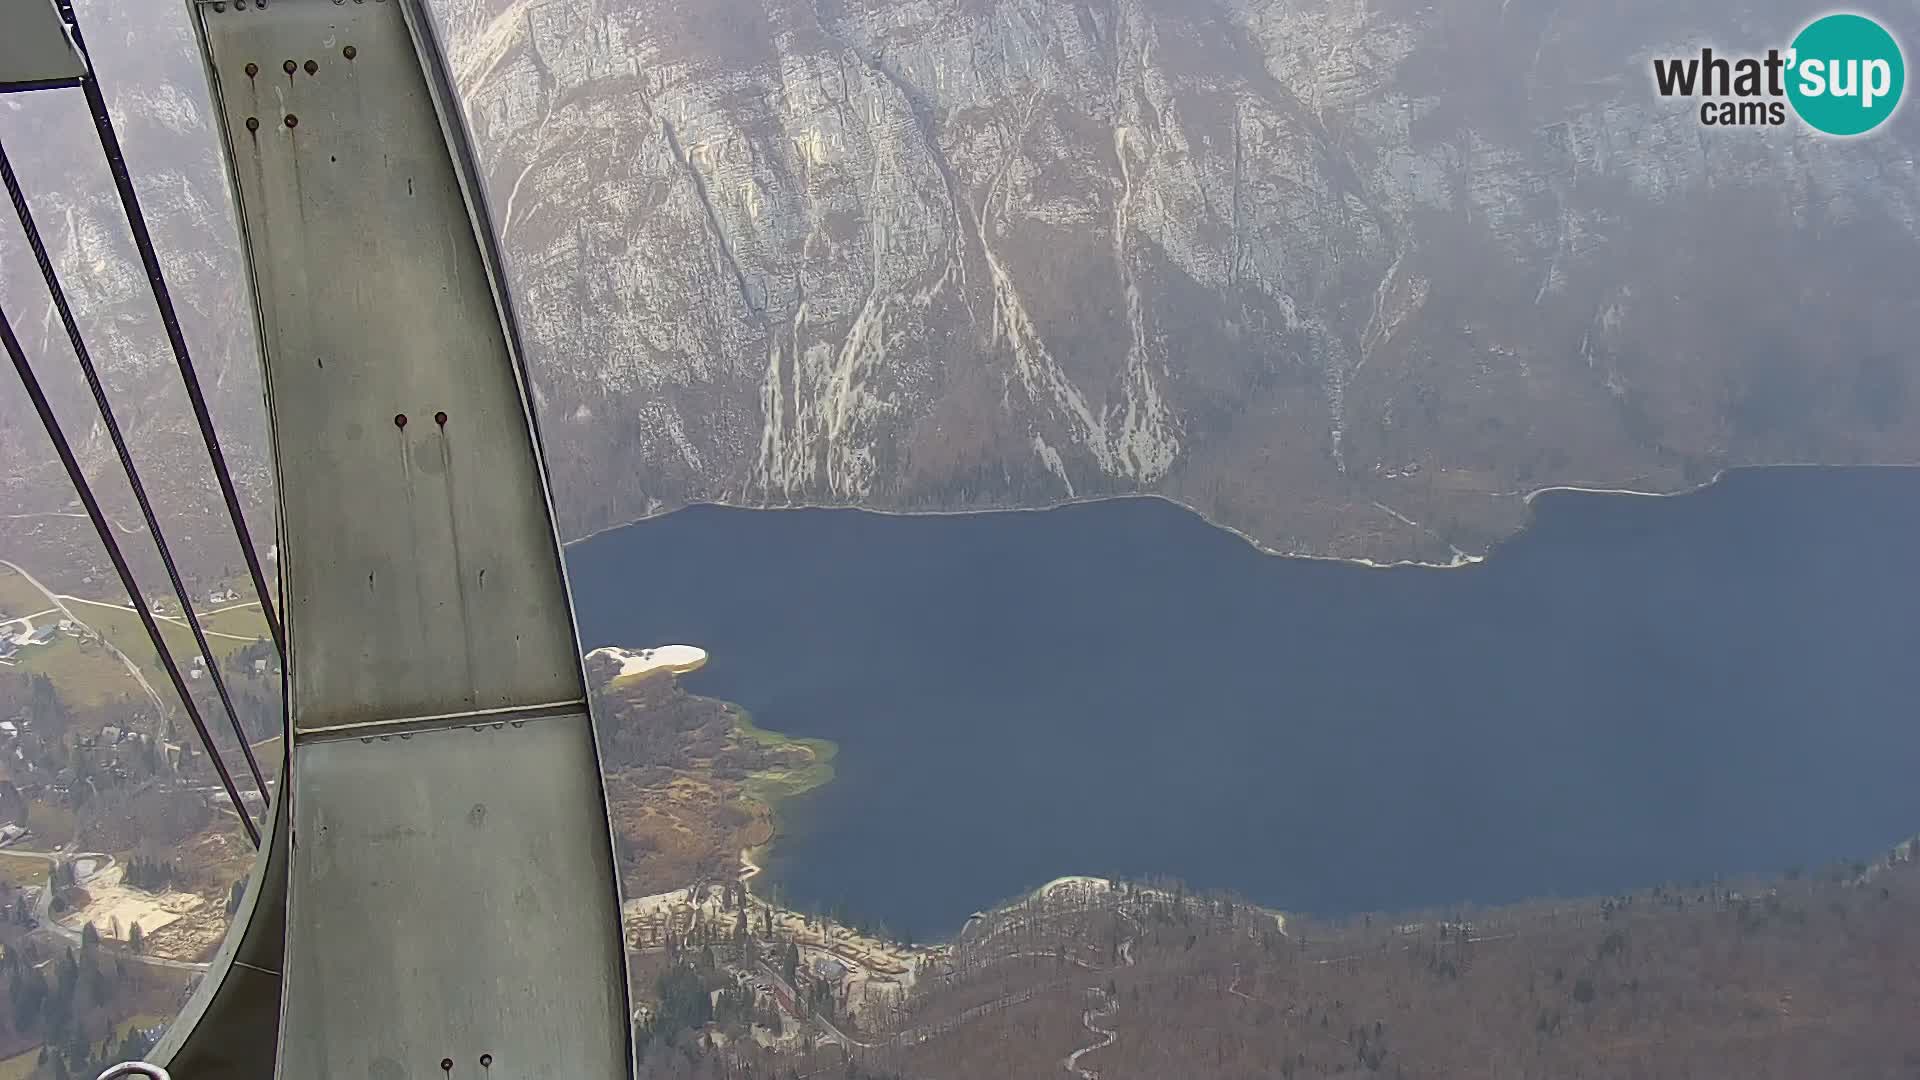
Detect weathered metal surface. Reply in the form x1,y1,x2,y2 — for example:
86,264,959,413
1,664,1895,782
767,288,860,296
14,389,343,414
201,0,581,730
281,717,627,1076
174,0,634,1073
0,0,84,92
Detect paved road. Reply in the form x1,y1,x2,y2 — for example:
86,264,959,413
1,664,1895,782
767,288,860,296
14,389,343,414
0,559,166,715
1063,989,1118,1078
61,595,261,642
0,511,143,535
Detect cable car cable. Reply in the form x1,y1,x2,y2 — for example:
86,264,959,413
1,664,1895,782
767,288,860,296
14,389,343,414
53,0,285,658
0,138,269,799
1,304,261,848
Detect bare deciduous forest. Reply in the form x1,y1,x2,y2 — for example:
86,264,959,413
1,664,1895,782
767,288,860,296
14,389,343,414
632,842,1920,1078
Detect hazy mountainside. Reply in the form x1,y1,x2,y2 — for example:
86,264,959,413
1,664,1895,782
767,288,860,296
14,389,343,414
5,0,1920,583
0,0,269,592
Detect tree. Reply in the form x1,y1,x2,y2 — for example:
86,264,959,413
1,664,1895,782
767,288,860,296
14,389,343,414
13,966,47,1030
651,964,714,1044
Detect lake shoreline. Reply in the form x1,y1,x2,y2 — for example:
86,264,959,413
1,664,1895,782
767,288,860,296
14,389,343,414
562,462,1920,572
571,464,1920,935
729,704,839,898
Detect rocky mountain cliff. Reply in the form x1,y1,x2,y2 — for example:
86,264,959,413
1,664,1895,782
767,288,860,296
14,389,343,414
5,0,1919,584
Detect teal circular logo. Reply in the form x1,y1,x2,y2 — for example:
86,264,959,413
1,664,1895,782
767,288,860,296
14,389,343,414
1787,13,1905,136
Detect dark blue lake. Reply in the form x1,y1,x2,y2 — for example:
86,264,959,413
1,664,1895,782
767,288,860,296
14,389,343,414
566,468,1920,938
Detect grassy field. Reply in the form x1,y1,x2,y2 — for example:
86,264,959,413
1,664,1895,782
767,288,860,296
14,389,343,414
0,1014,177,1079
735,707,838,805
62,596,265,664
198,604,271,642
0,567,53,624
51,598,268,702
6,634,142,709
13,799,79,850
1,565,144,706
0,1044,38,1080
0,852,49,889
2,564,269,709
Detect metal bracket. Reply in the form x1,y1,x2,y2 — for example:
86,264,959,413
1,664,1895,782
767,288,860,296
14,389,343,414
0,0,86,92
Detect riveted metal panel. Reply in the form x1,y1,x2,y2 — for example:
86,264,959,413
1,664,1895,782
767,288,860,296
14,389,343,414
181,0,633,1073
0,0,85,91
280,718,628,1077
199,0,581,729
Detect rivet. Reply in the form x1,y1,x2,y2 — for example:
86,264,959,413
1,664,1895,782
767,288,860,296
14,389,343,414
343,45,357,59
211,2,225,10
434,411,448,426
244,62,258,77
394,413,408,428
235,0,246,9
440,1060,452,1073
245,116,260,132
305,59,318,75
284,114,298,128
480,1055,493,1068
283,59,297,75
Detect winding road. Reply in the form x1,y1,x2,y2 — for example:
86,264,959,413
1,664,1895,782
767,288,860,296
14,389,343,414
0,559,166,715
0,511,143,535
1063,989,1118,1078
